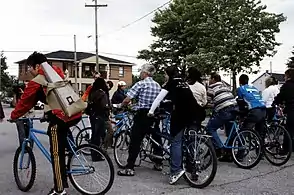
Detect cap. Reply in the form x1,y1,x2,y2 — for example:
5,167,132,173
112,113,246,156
118,81,127,86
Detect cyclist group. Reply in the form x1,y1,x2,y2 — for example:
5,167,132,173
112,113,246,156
114,65,294,184
2,51,294,194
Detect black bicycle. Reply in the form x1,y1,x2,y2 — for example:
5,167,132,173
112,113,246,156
114,111,217,188
262,106,292,166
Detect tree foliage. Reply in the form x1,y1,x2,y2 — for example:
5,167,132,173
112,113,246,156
287,47,294,68
132,72,166,86
138,0,286,90
0,54,17,97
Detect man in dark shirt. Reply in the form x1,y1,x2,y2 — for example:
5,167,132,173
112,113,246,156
273,68,294,152
111,81,127,104
149,66,204,185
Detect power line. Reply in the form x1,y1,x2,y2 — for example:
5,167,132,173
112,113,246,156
1,50,138,58
99,0,172,38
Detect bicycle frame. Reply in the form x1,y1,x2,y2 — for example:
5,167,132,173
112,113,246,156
80,115,89,129
112,112,133,137
18,118,89,174
222,120,246,149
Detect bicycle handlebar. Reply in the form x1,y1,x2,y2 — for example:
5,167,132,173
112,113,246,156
7,117,45,123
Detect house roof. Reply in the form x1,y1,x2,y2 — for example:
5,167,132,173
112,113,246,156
15,50,134,65
252,71,284,83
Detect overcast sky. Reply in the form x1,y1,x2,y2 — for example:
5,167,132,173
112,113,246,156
0,0,294,83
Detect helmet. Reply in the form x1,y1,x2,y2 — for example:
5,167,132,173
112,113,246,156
118,81,127,86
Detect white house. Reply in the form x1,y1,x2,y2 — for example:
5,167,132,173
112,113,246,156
252,71,284,92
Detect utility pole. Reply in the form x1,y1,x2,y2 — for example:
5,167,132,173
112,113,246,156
74,35,78,93
85,0,107,73
270,61,272,75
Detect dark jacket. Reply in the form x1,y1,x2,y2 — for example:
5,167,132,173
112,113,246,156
111,89,126,104
0,101,4,119
88,89,110,118
273,79,294,112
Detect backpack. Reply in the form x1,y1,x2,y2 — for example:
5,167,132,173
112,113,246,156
32,62,87,117
85,89,110,117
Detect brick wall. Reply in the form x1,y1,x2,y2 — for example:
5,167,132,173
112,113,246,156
109,65,132,86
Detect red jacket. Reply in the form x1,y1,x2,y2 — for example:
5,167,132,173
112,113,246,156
11,65,82,122
81,85,93,101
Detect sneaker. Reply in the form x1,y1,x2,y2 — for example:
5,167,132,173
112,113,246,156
48,189,67,195
169,170,185,185
153,163,163,171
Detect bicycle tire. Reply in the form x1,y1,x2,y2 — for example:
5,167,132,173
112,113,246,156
75,127,92,147
264,124,292,166
67,144,115,195
183,139,217,188
114,130,131,168
13,146,36,192
232,130,262,169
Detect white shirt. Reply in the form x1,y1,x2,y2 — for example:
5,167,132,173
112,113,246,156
262,85,280,108
188,82,207,107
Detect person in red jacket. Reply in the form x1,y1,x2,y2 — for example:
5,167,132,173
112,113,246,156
10,52,81,195
81,72,100,101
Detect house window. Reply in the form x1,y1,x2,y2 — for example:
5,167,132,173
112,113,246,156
82,64,95,78
119,66,124,77
99,65,107,79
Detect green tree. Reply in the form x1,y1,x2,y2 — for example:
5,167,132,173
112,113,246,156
132,72,165,86
0,54,17,97
132,74,140,85
138,0,286,91
287,47,294,68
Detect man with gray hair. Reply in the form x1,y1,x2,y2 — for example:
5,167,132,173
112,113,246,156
117,64,163,176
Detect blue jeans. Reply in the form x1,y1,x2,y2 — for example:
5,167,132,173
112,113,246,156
170,130,184,174
206,106,237,149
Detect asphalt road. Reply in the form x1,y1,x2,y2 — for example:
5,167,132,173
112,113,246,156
0,105,294,195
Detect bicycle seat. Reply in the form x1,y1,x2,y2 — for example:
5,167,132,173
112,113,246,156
152,111,169,120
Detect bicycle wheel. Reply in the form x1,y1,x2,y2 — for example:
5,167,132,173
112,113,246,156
70,125,81,138
183,138,217,188
13,146,36,192
264,124,292,166
114,130,131,168
76,127,92,147
68,144,114,195
232,130,262,169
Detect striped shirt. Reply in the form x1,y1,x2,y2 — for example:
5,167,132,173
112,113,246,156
207,82,237,111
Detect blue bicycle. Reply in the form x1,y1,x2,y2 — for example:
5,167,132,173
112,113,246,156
75,108,134,148
70,115,90,138
204,110,263,169
10,117,114,195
